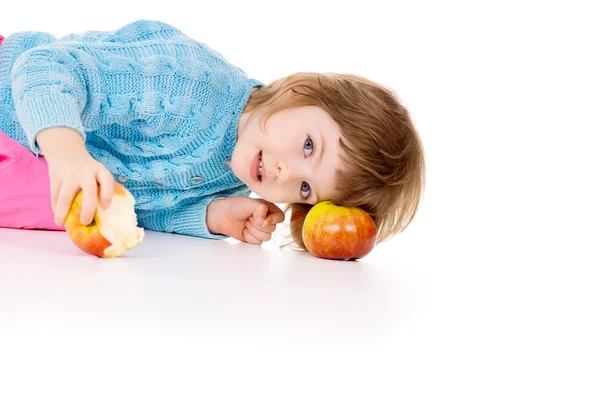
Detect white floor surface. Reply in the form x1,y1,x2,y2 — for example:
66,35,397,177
1,219,599,397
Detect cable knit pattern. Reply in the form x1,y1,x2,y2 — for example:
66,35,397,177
0,20,263,239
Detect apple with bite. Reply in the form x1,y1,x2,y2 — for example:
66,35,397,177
64,183,144,258
301,201,377,260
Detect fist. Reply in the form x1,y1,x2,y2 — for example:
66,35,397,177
209,196,285,245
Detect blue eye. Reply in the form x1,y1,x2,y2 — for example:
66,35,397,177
304,136,314,156
301,136,314,200
301,181,311,200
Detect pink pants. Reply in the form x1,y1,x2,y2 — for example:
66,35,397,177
0,33,64,230
0,130,65,231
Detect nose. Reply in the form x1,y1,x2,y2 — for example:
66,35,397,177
276,160,292,184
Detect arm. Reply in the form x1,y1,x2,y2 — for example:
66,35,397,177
11,46,88,155
35,127,87,165
136,196,228,240
9,21,185,221
136,196,285,243
9,35,120,224
10,41,120,225
135,184,255,240
10,20,184,156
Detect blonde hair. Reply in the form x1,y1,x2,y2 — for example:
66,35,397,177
243,72,426,250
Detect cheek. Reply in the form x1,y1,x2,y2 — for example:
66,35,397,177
230,146,248,177
262,184,295,204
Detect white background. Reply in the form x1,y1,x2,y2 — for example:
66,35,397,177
1,0,599,397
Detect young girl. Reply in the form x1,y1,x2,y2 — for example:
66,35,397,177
0,20,425,248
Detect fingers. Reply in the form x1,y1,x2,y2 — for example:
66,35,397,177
52,172,110,226
262,202,285,227
47,155,113,226
252,203,269,225
243,228,263,245
249,216,276,234
97,168,114,209
244,201,283,245
54,181,80,225
80,179,98,225
245,219,273,242
210,197,285,245
50,179,61,213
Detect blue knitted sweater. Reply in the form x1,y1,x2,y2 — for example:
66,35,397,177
0,20,263,239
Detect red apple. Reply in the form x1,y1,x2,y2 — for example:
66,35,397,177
64,183,144,258
302,201,377,260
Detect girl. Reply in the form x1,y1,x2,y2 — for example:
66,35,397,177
0,20,425,248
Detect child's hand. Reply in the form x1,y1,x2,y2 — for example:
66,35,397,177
48,151,114,226
37,127,114,226
208,197,285,244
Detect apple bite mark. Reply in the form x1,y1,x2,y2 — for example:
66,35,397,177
64,183,144,258
98,192,145,258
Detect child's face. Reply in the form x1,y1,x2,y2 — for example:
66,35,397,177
232,105,345,205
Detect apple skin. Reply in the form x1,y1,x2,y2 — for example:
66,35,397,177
302,201,377,260
64,183,144,258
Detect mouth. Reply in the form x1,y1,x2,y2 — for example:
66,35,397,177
251,150,263,183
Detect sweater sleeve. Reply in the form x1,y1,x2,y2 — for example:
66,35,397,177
9,20,185,156
136,196,229,240
136,183,252,240
11,46,88,155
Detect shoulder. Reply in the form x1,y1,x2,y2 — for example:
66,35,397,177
100,20,185,43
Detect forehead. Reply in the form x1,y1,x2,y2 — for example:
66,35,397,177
267,105,342,140
304,108,347,202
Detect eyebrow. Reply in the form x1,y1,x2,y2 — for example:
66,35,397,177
314,127,325,203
